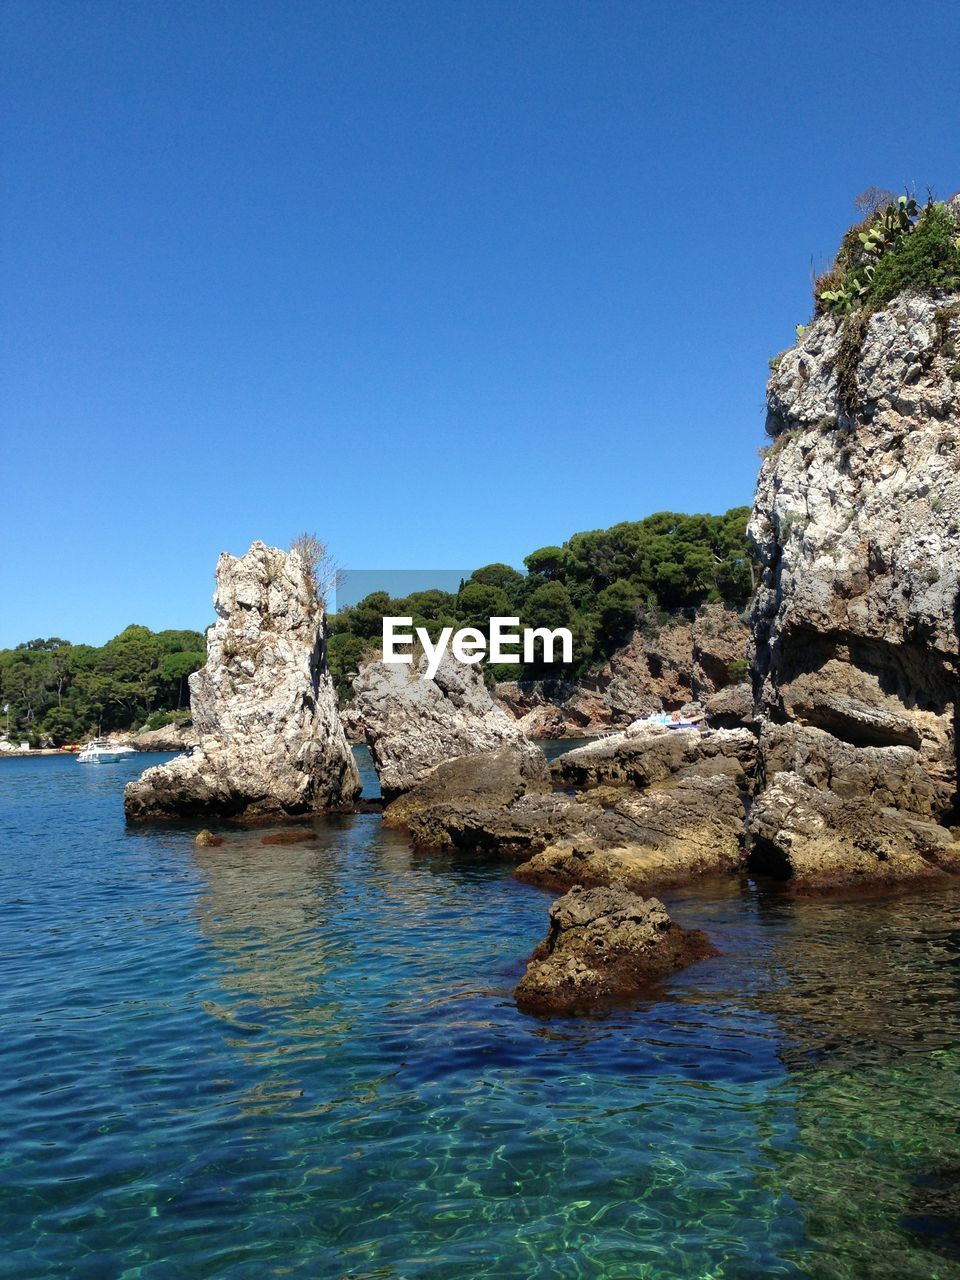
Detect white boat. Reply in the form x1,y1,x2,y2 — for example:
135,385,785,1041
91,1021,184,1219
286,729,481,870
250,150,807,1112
77,739,137,763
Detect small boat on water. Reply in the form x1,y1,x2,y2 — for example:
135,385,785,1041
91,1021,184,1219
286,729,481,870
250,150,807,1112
77,739,136,764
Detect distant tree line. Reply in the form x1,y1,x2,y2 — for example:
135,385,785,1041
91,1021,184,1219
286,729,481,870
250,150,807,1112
0,627,207,746
3,508,753,740
328,507,752,700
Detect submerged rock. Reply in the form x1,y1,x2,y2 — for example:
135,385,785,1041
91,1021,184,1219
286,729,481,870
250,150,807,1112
261,830,319,846
125,542,360,822
353,652,543,799
514,885,714,1016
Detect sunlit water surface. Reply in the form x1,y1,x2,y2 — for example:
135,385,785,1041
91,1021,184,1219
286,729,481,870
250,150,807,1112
2,748,960,1278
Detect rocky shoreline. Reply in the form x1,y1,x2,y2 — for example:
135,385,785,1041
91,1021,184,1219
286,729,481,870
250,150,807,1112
120,279,960,1013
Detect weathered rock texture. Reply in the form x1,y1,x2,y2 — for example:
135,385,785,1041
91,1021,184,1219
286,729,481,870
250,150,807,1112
353,653,543,798
385,722,754,899
496,603,749,737
514,885,714,1016
132,723,197,753
125,542,360,820
550,725,757,792
747,773,960,892
515,774,747,895
748,291,960,887
382,746,550,841
512,726,755,894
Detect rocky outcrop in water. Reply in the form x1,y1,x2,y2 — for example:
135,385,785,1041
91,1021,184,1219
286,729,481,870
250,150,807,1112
515,773,746,895
513,726,754,894
514,885,714,1015
388,724,753,896
124,542,360,821
353,652,543,799
747,289,960,887
382,746,550,840
746,772,960,891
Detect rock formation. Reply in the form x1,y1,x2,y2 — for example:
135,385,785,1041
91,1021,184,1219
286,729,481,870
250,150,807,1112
514,885,714,1016
124,542,360,821
372,292,960,899
515,773,746,895
747,289,960,887
382,746,550,839
513,726,754,894
747,772,960,891
132,722,197,753
384,722,753,899
353,652,543,798
549,724,756,792
495,603,749,737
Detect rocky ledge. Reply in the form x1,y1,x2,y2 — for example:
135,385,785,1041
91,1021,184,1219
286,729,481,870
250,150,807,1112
514,885,714,1016
124,542,360,821
747,772,960,893
132,723,197,753
379,724,755,898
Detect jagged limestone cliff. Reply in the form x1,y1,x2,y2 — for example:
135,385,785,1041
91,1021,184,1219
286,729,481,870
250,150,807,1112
125,542,360,820
747,289,960,887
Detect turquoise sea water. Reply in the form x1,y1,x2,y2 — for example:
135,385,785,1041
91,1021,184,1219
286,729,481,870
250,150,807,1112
2,750,960,1279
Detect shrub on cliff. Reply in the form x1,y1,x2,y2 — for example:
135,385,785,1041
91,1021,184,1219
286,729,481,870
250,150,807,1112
817,195,960,316
866,203,960,305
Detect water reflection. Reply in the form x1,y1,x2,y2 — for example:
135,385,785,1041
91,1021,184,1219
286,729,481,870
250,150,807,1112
741,884,960,1279
6,754,960,1277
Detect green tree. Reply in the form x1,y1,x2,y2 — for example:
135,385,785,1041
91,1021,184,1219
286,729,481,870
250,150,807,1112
523,546,567,581
596,579,644,647
350,592,395,641
523,581,577,632
327,632,368,703
469,563,524,591
456,582,512,633
158,650,205,709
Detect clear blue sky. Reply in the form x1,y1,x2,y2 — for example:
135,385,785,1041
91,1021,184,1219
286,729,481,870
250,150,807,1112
2,0,957,646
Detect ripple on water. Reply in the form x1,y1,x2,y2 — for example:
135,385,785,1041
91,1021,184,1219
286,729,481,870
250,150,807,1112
1,751,960,1278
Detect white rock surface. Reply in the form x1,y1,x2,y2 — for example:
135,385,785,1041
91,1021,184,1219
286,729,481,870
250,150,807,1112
353,651,543,797
749,290,960,872
125,542,360,820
